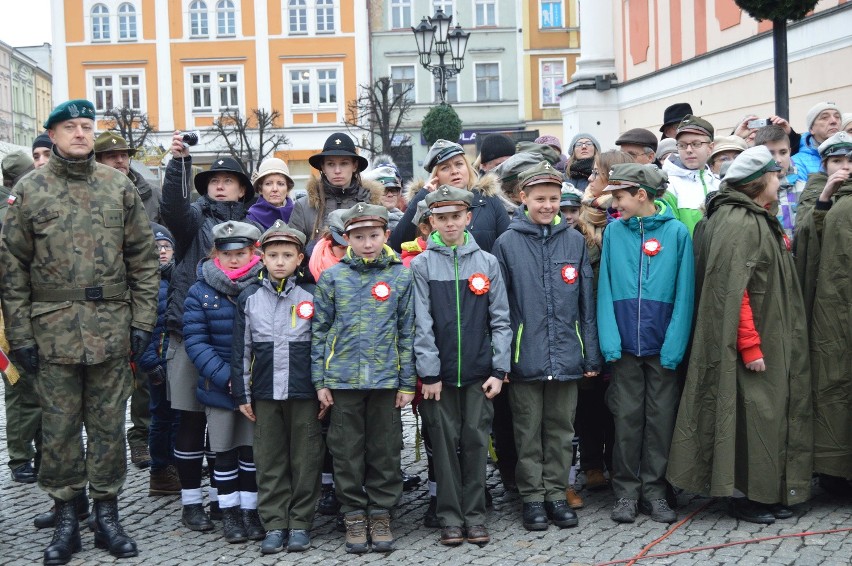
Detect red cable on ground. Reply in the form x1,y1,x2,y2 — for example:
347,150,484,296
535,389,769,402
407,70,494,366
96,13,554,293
620,499,713,566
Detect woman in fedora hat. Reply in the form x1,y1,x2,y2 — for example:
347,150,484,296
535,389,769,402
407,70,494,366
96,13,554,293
288,133,383,251
246,157,296,229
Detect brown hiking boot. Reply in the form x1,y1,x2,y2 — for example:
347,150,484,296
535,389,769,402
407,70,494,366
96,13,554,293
368,509,395,553
343,511,369,554
149,465,181,496
130,445,151,469
585,469,609,491
566,487,584,509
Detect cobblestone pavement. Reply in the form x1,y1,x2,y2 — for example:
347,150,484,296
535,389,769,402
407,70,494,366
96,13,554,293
1,383,850,565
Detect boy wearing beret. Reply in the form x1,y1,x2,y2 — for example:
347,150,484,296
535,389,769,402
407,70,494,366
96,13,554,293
410,185,511,546
596,164,694,525
492,163,601,531
312,203,415,554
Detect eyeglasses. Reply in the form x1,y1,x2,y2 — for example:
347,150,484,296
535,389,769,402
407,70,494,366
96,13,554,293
158,244,173,251
676,141,711,151
574,142,595,149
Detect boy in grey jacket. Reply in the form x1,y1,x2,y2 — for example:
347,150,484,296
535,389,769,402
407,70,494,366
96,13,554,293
492,162,601,532
410,185,512,547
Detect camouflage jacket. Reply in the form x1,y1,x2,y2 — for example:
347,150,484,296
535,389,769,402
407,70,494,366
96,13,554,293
0,150,159,365
311,246,415,393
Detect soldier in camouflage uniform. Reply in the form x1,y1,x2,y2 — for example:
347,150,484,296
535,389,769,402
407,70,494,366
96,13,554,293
0,99,159,565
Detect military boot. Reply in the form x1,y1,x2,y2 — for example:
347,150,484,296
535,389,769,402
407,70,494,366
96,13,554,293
221,506,248,543
92,499,138,558
43,499,81,565
241,508,265,541
35,491,90,530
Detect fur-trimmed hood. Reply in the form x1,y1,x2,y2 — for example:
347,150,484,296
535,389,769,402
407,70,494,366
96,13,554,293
305,174,384,208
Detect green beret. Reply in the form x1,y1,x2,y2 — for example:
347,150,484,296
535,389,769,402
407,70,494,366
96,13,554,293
676,114,714,139
603,163,669,195
44,99,96,129
260,219,307,249
519,161,563,190
425,185,473,214
211,221,262,250
94,131,136,156
341,202,389,232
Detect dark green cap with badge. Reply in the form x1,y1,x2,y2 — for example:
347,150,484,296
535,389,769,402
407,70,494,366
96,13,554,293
676,114,714,139
603,163,669,195
818,131,852,159
211,221,261,250
260,219,306,249
723,145,782,186
560,182,583,207
519,161,563,190
341,202,389,232
425,184,473,214
424,139,466,172
44,99,96,129
94,131,136,156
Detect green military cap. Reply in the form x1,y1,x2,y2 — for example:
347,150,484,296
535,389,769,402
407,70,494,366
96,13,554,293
560,182,583,207
424,139,465,172
676,114,714,139
94,131,136,156
603,163,669,195
2,151,34,182
341,202,389,232
818,131,852,159
724,145,782,186
44,99,96,129
326,209,348,246
260,219,306,249
411,199,432,226
519,161,563,190
425,184,473,214
211,221,262,250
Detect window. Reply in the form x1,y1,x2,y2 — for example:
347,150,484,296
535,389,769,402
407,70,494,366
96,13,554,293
289,70,310,105
540,60,564,106
390,65,415,103
218,71,238,109
475,63,499,101
316,0,334,33
285,65,343,114
91,4,110,41
118,3,137,40
190,0,208,37
90,72,144,112
317,69,337,104
288,0,307,33
120,75,141,108
93,76,114,112
390,0,411,29
474,0,496,26
434,75,458,103
192,73,211,110
433,0,453,15
541,0,563,28
216,0,235,35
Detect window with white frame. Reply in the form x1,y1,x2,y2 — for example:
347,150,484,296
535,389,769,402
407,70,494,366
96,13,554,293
289,70,311,105
317,69,337,104
316,0,334,33
190,0,209,37
120,75,141,108
540,60,564,106
288,0,307,33
189,68,242,113
390,65,415,103
433,75,458,103
118,3,137,40
191,73,212,110
475,63,499,101
474,0,496,27
286,65,342,113
390,0,411,29
90,71,143,112
540,0,563,28
433,0,453,15
91,4,110,41
218,71,238,109
216,0,236,36
93,76,114,111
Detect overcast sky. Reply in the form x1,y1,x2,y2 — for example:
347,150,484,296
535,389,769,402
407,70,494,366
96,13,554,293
1,3,53,48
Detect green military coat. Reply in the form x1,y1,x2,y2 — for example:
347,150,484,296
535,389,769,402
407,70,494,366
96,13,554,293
667,187,813,505
0,151,158,365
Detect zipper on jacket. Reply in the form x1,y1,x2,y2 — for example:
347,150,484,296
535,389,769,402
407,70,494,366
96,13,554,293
325,335,337,370
637,218,644,356
513,323,524,364
574,321,585,358
290,304,296,328
454,248,462,387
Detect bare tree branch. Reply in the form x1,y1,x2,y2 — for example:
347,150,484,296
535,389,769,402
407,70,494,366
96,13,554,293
208,108,289,174
344,77,414,156
102,107,156,150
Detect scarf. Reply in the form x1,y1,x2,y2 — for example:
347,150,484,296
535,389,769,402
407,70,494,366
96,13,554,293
309,237,343,281
568,157,594,180
214,254,262,281
246,196,294,229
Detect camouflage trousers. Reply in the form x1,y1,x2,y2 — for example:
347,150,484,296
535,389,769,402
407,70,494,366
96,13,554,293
35,357,134,502
3,370,42,469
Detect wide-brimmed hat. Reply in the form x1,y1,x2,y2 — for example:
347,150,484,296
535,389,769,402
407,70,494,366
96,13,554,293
660,103,693,133
710,135,748,159
308,133,369,172
94,131,136,156
194,156,254,200
252,157,294,190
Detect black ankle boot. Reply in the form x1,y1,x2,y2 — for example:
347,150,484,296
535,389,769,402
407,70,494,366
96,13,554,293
35,491,90,530
93,499,138,558
522,502,549,531
222,506,248,543
241,508,265,541
43,499,81,565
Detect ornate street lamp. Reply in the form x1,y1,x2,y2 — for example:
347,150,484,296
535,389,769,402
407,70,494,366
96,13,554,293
411,9,470,104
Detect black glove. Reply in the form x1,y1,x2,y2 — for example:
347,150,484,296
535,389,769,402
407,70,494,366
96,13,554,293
12,345,40,375
130,329,152,364
147,365,166,386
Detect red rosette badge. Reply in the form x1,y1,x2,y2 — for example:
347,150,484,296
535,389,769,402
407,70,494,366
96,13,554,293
468,273,490,295
643,238,662,256
561,264,578,284
372,282,391,301
296,301,314,319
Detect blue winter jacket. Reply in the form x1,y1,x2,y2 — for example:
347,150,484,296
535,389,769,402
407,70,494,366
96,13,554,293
184,258,264,410
791,133,822,184
597,201,695,369
139,272,171,373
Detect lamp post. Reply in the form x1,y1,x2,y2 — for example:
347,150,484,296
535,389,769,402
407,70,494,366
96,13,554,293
411,9,470,105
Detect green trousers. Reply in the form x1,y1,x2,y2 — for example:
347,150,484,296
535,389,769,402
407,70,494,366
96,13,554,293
36,358,133,501
254,399,324,530
3,371,42,469
327,389,401,514
606,354,679,501
509,379,578,503
420,381,493,527
126,365,150,450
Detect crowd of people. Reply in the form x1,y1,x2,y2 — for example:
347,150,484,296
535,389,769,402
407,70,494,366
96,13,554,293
0,97,850,564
